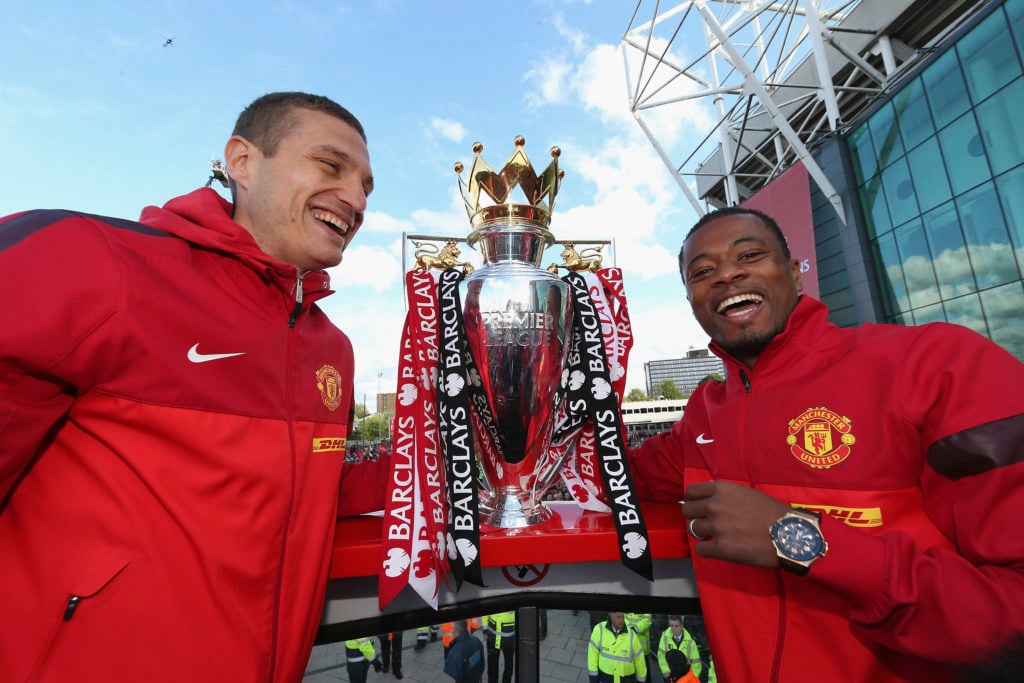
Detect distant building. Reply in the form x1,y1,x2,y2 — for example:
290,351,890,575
621,399,686,440
376,393,396,414
645,350,725,397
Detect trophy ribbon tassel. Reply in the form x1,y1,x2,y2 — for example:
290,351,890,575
562,271,653,581
437,268,486,589
379,270,448,610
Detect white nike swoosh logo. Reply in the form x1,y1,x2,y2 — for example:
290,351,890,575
696,433,714,444
187,343,246,363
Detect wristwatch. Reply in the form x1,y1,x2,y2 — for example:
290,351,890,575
770,509,828,576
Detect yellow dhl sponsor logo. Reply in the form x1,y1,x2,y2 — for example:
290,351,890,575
795,504,883,528
312,437,347,453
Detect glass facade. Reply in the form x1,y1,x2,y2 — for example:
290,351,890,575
848,0,1024,359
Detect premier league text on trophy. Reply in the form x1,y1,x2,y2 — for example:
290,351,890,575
479,311,555,346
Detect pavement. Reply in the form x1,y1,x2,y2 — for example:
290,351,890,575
304,610,674,683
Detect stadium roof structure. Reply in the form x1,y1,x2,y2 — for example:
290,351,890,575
622,0,995,219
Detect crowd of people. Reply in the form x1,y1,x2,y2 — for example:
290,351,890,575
346,440,392,463
333,610,713,683
541,479,574,502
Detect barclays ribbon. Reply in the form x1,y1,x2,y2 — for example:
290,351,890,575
563,271,653,581
436,268,485,589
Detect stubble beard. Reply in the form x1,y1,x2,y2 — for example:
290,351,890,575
717,322,785,365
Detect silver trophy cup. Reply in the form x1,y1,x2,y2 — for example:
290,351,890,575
462,218,573,527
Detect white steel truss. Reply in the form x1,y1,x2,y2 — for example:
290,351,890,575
622,0,936,221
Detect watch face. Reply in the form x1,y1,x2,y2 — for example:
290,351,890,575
774,516,824,561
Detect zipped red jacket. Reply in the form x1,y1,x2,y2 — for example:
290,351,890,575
0,188,388,682
630,296,1024,682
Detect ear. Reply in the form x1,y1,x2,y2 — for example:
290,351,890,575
791,258,805,293
223,135,255,191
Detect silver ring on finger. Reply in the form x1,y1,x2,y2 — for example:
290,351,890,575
687,518,709,541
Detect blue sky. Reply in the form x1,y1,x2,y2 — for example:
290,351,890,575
2,0,716,408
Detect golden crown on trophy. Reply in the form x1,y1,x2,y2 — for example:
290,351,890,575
454,136,564,228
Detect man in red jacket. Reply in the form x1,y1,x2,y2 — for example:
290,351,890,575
0,92,387,682
629,207,1024,682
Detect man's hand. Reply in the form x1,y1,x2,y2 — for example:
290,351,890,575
372,658,383,673
682,480,793,568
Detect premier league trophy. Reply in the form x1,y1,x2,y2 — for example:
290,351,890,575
380,137,650,609
455,137,573,528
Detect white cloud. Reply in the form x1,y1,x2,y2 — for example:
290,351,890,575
623,291,710,393
568,137,674,202
575,44,634,127
322,288,407,411
17,24,61,48
330,242,402,293
0,85,58,125
361,210,415,235
524,36,712,152
408,199,470,235
522,54,572,108
553,13,588,54
430,117,466,144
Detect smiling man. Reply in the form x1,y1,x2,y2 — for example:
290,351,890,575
226,94,373,271
0,92,388,682
629,207,1024,682
680,210,801,371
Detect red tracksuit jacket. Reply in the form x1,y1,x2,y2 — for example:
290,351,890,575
630,296,1024,682
0,188,387,682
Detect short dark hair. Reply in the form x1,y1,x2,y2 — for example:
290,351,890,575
680,206,791,266
665,649,691,675
232,91,367,157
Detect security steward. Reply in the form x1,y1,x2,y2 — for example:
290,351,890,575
624,613,653,660
588,611,648,683
483,611,516,683
344,636,382,683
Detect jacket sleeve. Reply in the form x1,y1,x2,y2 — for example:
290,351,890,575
358,637,376,660
337,452,389,516
633,632,648,680
0,212,119,501
628,414,688,502
587,624,600,675
812,324,1024,667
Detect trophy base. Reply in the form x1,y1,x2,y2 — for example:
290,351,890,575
479,489,553,529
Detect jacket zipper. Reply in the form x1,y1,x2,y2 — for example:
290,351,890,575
288,270,306,328
268,270,304,681
738,363,783,682
770,572,787,682
62,595,81,621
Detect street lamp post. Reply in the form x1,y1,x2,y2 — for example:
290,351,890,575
377,372,383,440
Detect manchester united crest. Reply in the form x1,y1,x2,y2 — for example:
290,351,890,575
315,364,343,412
786,406,855,469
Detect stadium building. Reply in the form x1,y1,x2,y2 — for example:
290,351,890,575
624,0,1024,359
